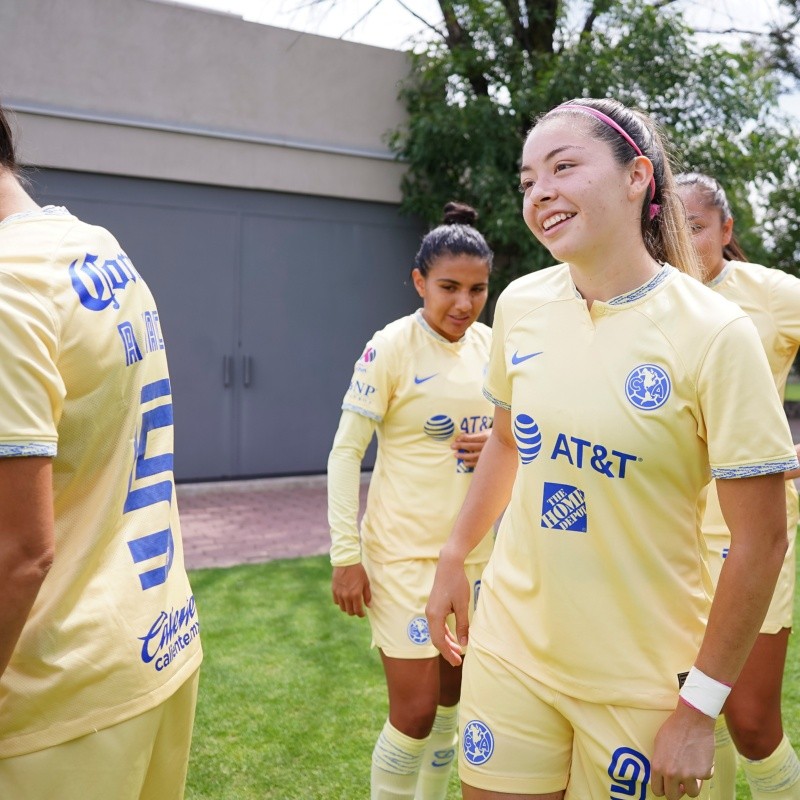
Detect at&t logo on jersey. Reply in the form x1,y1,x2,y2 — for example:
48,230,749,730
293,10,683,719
515,411,640,478
407,616,430,645
463,720,494,765
625,364,671,410
424,414,455,440
608,747,650,800
541,482,587,532
513,414,542,464
551,433,638,479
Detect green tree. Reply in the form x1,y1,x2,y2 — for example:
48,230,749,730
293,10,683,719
385,0,800,289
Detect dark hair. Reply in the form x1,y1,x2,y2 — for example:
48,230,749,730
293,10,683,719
675,172,748,262
413,202,494,276
533,98,701,279
0,102,17,172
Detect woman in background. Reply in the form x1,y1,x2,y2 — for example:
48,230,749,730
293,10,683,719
327,202,495,799
677,172,800,800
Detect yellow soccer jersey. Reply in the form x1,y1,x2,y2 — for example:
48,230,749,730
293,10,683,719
702,261,800,539
342,310,494,564
476,264,797,710
0,208,202,757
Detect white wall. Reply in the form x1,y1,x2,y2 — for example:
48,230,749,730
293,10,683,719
0,0,410,202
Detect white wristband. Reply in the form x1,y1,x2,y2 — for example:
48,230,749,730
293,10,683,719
678,666,732,719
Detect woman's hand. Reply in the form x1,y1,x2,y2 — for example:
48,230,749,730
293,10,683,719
426,549,471,666
332,564,372,617
452,430,490,468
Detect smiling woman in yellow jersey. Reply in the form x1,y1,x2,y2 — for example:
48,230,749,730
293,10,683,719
426,99,797,800
327,202,495,800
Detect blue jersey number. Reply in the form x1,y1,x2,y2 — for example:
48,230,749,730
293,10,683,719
124,378,175,590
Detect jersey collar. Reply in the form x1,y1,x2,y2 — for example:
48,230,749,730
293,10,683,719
0,205,71,227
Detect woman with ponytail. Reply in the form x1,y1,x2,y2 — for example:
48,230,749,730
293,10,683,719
677,172,800,800
426,99,796,800
327,202,496,799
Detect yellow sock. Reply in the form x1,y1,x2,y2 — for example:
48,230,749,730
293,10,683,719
740,735,800,798
708,716,737,800
371,719,428,800
414,705,458,800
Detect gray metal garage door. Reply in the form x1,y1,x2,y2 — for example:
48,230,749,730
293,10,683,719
31,169,422,481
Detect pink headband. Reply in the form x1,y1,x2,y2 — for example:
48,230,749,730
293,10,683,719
556,104,660,220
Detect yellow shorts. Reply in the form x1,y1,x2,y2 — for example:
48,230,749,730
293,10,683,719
705,521,796,634
0,669,200,800
363,556,486,659
458,645,711,799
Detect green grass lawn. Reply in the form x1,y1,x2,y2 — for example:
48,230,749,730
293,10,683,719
185,555,800,799
784,382,800,402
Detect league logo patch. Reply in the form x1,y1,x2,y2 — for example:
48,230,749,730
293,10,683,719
361,346,377,363
463,720,494,766
513,414,542,464
625,364,671,410
407,616,430,645
608,747,650,800
424,414,455,440
541,482,587,532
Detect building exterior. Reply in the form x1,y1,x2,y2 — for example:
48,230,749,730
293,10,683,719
0,0,422,480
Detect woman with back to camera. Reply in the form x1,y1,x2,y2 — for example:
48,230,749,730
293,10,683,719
327,202,495,800
676,171,800,800
0,100,201,799
426,98,797,800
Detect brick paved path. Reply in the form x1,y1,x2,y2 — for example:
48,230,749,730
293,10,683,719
176,475,368,570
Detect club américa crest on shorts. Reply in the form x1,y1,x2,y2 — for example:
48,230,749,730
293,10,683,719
462,720,494,765
407,616,430,645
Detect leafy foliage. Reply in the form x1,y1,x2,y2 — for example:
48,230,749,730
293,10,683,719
386,0,800,289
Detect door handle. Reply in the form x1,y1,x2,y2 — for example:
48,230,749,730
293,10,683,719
223,355,233,387
243,355,252,388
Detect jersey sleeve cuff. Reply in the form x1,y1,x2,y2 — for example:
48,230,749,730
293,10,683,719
0,442,57,457
482,387,511,410
341,403,383,423
711,456,800,479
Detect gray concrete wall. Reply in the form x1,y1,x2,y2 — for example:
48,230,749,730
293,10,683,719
0,0,410,202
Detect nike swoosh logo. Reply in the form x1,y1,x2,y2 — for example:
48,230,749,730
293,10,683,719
414,373,438,384
511,350,543,364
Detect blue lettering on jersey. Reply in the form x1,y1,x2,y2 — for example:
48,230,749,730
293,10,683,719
609,746,650,800
722,547,729,559
460,415,491,434
513,414,542,464
463,720,494,766
541,482,587,532
348,379,377,398
125,379,176,590
424,414,455,440
143,310,165,353
407,616,431,645
473,579,481,609
625,364,671,410
69,251,140,311
139,595,200,672
117,322,143,366
550,433,638,479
